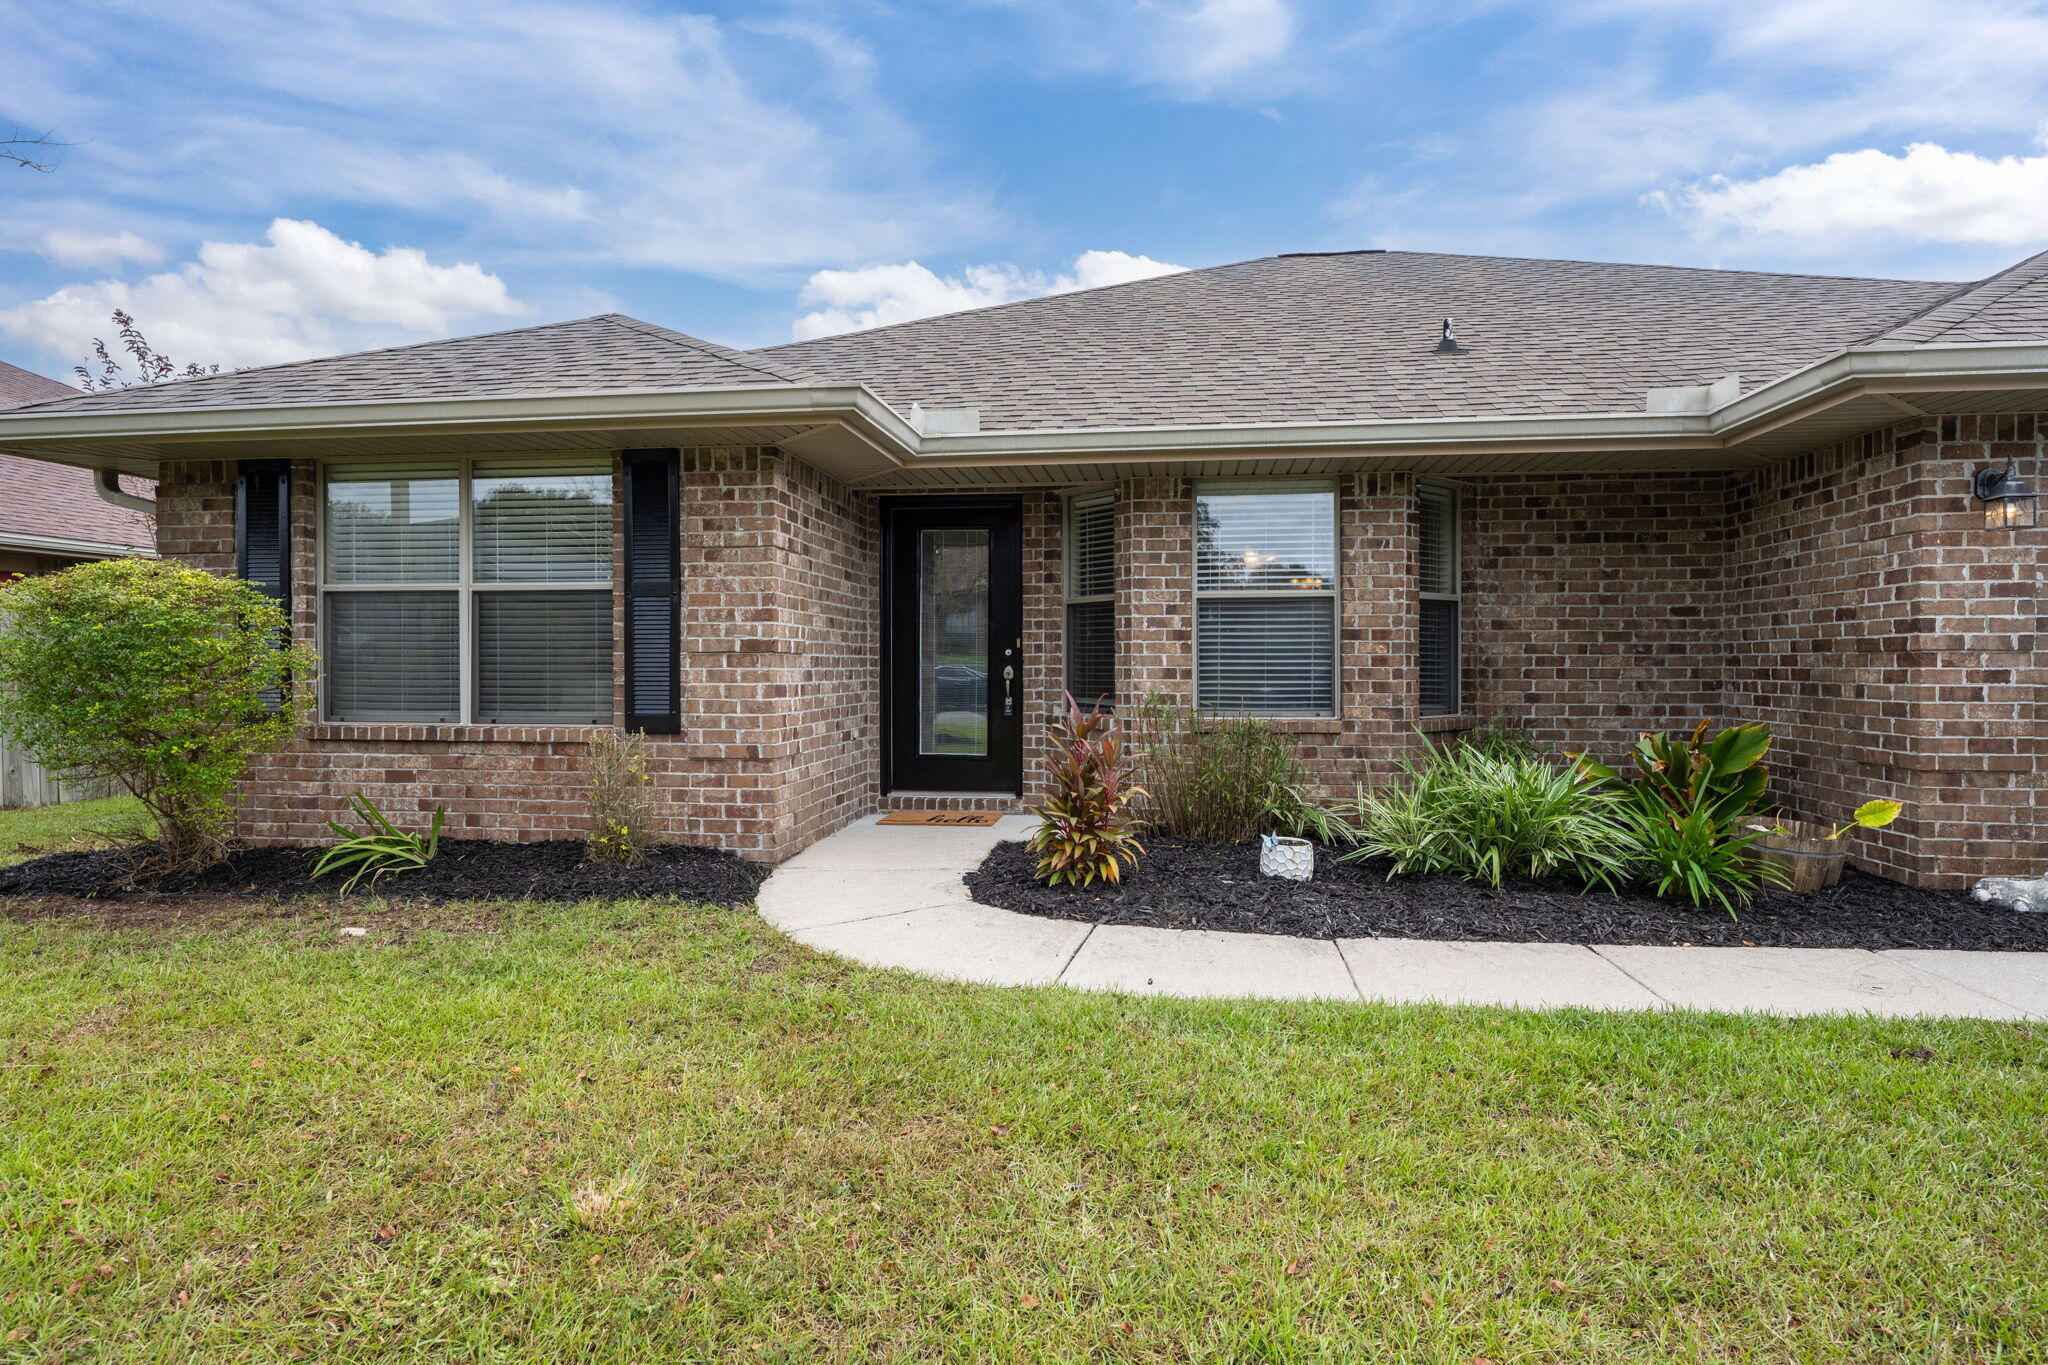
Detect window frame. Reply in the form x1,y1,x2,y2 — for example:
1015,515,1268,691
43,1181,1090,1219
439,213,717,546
1062,486,1116,709
1417,481,1461,717
316,454,618,726
1191,478,1341,718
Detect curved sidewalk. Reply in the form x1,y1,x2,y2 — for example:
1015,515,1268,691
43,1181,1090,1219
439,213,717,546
759,815,2047,1020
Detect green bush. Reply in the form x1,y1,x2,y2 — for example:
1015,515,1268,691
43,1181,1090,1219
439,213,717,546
1123,697,1341,843
1344,736,1637,889
0,559,314,872
1028,695,1145,886
1574,719,1782,914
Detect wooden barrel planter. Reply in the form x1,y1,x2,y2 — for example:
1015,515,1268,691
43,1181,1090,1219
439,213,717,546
1747,819,1846,893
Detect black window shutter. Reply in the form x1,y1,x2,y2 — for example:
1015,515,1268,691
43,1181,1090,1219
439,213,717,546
235,460,291,606
621,449,682,733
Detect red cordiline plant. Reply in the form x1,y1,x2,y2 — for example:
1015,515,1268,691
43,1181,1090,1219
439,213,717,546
1028,694,1146,887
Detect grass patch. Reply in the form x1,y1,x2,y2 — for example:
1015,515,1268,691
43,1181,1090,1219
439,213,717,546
1,815,2042,1359
0,794,150,867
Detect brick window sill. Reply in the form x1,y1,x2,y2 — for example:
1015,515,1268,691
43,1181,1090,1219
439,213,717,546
1195,715,1347,735
1415,713,1481,734
306,722,610,745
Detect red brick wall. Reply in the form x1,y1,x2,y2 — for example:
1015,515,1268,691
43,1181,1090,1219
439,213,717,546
1463,474,1732,749
154,418,2043,885
1727,417,2045,886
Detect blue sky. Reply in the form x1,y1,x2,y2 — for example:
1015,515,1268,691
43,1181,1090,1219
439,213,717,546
6,0,2048,379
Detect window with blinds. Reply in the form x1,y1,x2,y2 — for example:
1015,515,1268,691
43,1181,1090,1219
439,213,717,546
1065,490,1115,707
321,457,615,724
1194,482,1337,715
1418,483,1460,715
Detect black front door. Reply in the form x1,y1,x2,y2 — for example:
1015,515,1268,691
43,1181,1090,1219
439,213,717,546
883,497,1023,793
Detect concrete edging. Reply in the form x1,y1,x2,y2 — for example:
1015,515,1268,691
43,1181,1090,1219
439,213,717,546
758,815,2045,1020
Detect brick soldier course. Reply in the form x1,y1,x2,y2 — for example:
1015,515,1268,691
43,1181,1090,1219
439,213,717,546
4,249,2044,886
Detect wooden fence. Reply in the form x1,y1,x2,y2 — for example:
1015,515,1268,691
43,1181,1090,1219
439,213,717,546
0,732,114,808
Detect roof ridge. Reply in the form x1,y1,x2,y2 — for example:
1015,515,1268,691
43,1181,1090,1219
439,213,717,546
756,255,1227,355
760,247,1966,356
1293,246,1961,288
10,312,641,414
599,314,814,384
1860,246,2048,345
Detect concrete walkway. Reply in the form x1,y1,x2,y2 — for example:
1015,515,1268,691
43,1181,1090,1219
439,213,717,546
758,815,2048,1020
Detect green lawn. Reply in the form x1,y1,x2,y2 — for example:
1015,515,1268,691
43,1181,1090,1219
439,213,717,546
1,805,2043,1362
0,794,150,868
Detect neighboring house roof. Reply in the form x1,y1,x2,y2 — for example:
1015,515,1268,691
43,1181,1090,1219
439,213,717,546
0,361,156,556
8,314,815,418
760,250,1964,430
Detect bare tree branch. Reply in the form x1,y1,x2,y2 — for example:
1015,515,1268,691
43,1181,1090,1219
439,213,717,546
2,127,71,173
75,310,221,392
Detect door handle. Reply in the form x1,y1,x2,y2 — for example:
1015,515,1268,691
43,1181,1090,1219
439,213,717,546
1002,665,1015,716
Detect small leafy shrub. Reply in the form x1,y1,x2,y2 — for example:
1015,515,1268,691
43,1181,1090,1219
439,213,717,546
1344,736,1637,889
1574,719,1782,914
0,558,314,874
1125,696,1338,843
586,729,655,868
312,793,445,893
1029,694,1145,886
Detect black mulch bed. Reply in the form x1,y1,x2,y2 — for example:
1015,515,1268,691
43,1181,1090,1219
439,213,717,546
0,839,767,907
967,836,2048,952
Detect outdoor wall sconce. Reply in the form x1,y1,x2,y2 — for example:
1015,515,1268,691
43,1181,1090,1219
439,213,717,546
1973,456,2039,530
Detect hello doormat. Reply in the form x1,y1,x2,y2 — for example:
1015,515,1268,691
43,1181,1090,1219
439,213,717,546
877,811,1004,827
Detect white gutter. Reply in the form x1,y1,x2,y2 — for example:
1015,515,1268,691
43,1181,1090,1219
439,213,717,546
0,528,158,559
94,469,156,514
2,339,2046,472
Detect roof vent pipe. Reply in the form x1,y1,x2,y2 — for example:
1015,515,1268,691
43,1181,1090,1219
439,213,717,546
94,468,156,515
1436,317,1459,352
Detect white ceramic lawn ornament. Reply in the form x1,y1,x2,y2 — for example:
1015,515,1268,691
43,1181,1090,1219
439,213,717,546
1260,834,1314,882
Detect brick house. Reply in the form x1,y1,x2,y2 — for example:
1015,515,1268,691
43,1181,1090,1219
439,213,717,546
0,249,2040,887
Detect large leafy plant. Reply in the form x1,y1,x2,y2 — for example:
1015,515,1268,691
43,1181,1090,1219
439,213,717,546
312,793,445,893
1574,720,1782,914
1344,736,1638,890
0,558,314,874
1028,695,1146,887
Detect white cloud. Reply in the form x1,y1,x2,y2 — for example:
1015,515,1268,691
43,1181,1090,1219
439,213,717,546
791,250,1188,339
997,0,1298,97
0,218,524,371
0,0,988,281
1658,143,2048,245
36,229,163,268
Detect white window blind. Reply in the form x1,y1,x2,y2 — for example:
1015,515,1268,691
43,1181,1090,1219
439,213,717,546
326,592,461,722
324,463,460,583
1194,482,1337,715
1065,491,1115,705
1418,484,1460,715
321,457,614,725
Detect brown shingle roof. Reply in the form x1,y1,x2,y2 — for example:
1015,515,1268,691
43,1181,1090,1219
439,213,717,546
1866,247,2048,345
0,363,154,553
9,314,815,417
0,359,76,409
758,250,1962,430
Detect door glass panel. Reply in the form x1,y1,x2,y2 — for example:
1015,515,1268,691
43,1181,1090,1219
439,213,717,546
918,528,990,756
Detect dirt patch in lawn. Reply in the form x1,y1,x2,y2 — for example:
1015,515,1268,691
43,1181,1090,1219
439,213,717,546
967,837,2048,951
0,839,767,908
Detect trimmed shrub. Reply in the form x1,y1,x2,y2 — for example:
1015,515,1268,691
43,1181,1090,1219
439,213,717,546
0,559,314,873
1028,695,1145,886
